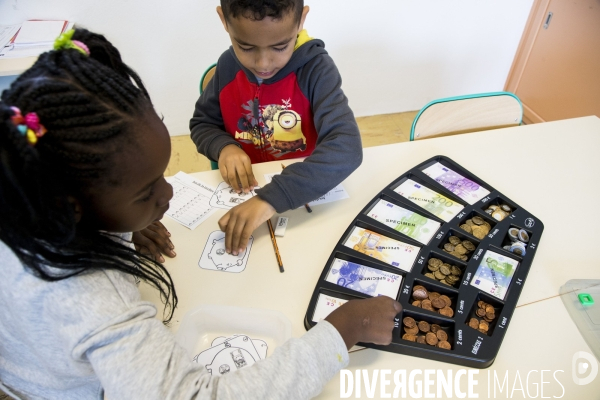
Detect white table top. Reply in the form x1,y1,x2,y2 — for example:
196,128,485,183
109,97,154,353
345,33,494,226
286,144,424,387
141,116,600,398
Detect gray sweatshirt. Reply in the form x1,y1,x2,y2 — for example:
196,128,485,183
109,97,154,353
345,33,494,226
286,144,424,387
189,38,362,213
0,238,349,399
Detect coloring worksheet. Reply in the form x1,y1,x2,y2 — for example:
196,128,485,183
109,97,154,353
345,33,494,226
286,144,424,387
209,182,261,209
264,172,349,206
165,172,217,230
198,231,254,273
193,334,268,376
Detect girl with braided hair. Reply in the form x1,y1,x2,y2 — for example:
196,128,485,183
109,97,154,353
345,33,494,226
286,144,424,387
0,28,400,400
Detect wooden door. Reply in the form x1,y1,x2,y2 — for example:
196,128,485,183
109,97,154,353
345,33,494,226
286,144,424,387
505,0,600,123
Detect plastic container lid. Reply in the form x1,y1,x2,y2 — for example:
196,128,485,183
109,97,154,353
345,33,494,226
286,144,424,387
175,304,292,360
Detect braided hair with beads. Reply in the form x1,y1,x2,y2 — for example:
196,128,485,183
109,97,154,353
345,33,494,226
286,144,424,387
0,28,177,323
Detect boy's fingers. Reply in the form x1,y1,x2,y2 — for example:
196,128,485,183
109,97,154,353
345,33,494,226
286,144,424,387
236,167,251,193
223,213,238,254
229,217,248,255
227,168,241,193
243,162,257,191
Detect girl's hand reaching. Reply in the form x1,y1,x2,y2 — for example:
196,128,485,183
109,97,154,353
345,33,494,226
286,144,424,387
325,296,402,350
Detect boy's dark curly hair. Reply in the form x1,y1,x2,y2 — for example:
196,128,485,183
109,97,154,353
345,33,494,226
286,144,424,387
221,0,304,23
0,28,177,323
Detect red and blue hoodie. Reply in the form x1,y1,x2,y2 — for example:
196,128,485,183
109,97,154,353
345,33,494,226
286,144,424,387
190,34,362,213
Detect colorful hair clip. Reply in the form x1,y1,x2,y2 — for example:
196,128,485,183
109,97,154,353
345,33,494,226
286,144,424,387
10,106,47,146
54,29,90,56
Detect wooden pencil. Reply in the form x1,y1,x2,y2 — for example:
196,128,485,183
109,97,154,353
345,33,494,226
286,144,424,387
267,219,284,273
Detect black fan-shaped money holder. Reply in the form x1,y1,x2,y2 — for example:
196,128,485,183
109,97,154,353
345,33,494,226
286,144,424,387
304,155,544,368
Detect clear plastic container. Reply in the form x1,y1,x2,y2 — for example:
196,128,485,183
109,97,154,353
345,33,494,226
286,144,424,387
175,304,292,360
560,279,600,361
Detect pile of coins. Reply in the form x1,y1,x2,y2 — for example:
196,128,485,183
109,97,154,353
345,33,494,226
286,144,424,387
467,300,497,335
411,284,454,317
459,215,492,240
402,316,452,350
441,235,476,261
484,204,513,221
503,227,530,256
424,258,462,287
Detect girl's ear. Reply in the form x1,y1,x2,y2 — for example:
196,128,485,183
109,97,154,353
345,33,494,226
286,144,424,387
67,196,83,223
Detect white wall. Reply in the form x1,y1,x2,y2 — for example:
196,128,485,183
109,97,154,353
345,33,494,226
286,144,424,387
0,0,533,136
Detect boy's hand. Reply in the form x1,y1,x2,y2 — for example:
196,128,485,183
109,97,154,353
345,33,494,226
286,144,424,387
325,296,402,350
132,221,176,263
218,144,258,193
218,196,276,255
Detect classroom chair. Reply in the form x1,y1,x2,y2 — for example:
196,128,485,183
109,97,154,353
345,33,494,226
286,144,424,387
409,92,523,141
199,63,219,170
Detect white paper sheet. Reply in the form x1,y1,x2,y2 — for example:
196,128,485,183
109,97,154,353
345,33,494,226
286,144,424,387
165,172,216,230
264,172,349,207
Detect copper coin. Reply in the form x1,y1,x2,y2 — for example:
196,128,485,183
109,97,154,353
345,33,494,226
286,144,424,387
431,324,441,333
485,312,495,320
476,308,486,317
485,305,495,314
444,243,455,252
425,332,439,346
428,292,441,300
439,295,452,308
449,236,461,245
436,330,448,341
431,297,446,309
460,224,472,233
478,328,488,334
413,285,426,292
437,340,451,350
416,335,426,344
469,318,479,329
479,321,489,331
402,333,417,342
477,301,485,308
412,300,422,307
418,321,431,333
421,299,434,311
439,306,454,317
413,288,429,300
403,316,416,328
405,326,419,335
